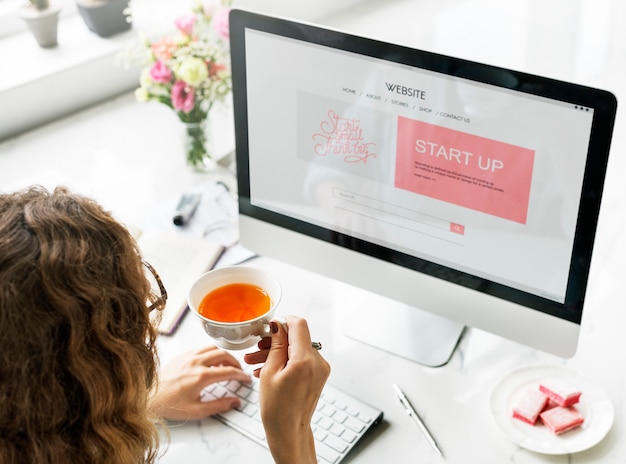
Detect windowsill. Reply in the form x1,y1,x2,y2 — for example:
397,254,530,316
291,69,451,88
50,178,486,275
0,0,379,142
0,14,139,141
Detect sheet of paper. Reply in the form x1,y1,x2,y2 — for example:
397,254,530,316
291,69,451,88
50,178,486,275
138,231,224,335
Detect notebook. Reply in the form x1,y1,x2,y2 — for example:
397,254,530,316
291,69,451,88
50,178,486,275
138,231,224,334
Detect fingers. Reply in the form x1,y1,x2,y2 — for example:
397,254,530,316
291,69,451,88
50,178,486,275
170,396,242,421
184,346,251,383
193,345,244,370
154,344,258,421
158,316,328,424
258,337,272,350
198,364,252,385
282,315,313,357
244,316,321,377
282,316,331,387
243,337,271,366
197,396,242,416
260,319,290,377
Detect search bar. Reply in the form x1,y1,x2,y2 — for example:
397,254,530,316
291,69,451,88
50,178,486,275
333,187,464,237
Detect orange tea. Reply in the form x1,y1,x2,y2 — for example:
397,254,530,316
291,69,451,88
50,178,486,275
198,282,271,323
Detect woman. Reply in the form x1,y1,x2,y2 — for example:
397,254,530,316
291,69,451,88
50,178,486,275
0,186,330,464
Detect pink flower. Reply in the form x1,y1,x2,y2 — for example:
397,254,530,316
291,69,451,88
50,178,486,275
207,61,226,78
175,14,197,36
212,7,230,40
151,37,177,61
171,80,195,113
149,60,173,83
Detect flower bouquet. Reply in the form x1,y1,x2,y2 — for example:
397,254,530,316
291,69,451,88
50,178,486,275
133,0,232,170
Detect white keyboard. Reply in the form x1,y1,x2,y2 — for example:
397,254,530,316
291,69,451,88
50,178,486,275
201,377,383,463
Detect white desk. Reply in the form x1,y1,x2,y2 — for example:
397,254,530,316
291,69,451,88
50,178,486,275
1,1,625,462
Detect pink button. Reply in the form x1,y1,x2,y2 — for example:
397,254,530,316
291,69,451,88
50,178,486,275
450,223,465,235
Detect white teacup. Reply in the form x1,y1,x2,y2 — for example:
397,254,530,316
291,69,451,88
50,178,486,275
188,266,282,350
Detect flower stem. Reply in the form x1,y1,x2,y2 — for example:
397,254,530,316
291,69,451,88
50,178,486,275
183,122,212,170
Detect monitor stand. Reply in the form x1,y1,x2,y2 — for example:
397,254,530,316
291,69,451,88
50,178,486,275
342,302,466,367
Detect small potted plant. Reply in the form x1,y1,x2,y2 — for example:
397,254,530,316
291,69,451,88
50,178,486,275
76,0,131,38
18,0,61,48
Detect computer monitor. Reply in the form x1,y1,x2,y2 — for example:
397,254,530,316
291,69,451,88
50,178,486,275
229,9,617,366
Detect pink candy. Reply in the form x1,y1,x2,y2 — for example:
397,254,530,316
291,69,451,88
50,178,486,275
512,379,584,434
539,379,582,407
540,406,585,435
512,389,549,425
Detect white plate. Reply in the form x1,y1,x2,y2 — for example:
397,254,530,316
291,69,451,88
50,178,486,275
490,365,614,454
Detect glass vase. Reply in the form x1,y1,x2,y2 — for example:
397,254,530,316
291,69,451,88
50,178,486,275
181,120,216,172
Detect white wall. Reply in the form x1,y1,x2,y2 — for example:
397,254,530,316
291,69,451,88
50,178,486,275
233,0,368,21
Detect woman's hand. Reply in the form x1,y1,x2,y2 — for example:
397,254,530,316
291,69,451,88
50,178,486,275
150,345,251,421
244,316,331,464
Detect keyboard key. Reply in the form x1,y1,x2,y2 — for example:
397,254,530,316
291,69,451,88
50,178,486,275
321,403,336,418
329,423,345,437
313,427,328,442
236,384,252,398
344,416,366,433
241,402,258,417
316,441,342,464
333,410,348,424
322,433,349,453
318,416,334,430
219,408,266,441
340,428,358,443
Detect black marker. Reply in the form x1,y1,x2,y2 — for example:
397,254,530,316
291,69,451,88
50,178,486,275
173,193,201,226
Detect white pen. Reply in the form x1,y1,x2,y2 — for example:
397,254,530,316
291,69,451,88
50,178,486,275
393,384,444,458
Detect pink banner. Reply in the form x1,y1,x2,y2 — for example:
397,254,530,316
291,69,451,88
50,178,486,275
395,118,535,224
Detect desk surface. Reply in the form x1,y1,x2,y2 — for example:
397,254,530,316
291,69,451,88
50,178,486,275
1,1,625,463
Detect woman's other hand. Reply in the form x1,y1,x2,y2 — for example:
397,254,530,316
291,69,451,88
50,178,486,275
244,316,331,464
150,345,251,421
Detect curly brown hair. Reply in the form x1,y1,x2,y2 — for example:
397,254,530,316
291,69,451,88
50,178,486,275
0,186,162,463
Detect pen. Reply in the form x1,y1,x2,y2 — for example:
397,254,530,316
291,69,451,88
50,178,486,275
393,383,444,458
173,193,202,226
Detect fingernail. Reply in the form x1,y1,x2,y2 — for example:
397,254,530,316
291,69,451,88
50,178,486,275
270,321,279,334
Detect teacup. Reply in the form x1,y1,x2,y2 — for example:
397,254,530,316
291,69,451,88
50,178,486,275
188,266,282,350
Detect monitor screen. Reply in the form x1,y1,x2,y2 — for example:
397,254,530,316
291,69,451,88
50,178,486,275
229,9,616,365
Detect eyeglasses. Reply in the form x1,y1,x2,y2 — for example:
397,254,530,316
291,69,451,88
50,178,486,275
143,260,168,311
